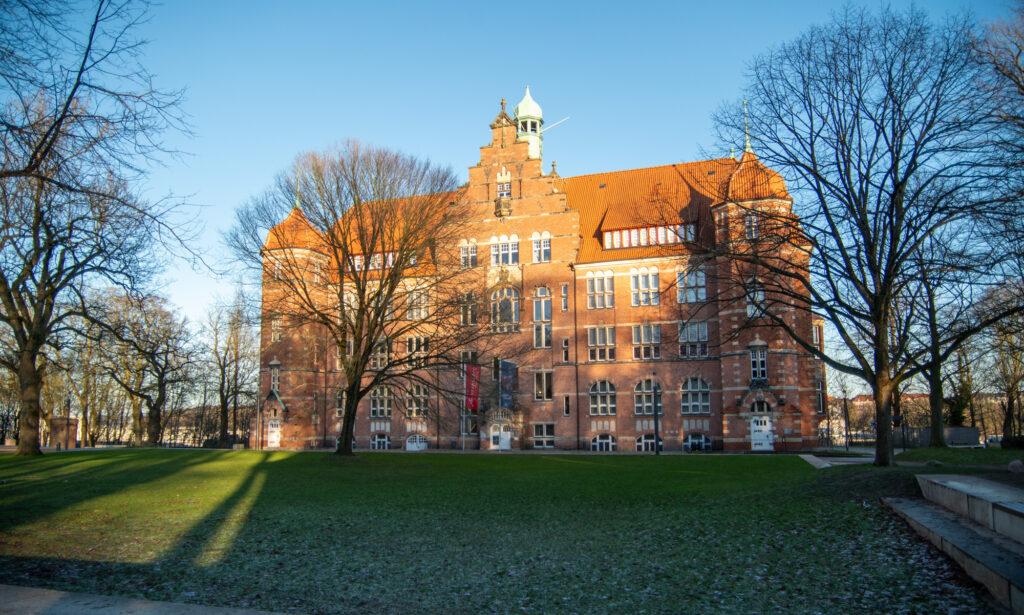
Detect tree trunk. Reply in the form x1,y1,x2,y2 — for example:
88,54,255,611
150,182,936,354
217,389,229,448
927,365,946,447
145,391,165,446
872,374,895,467
15,350,43,456
335,383,360,456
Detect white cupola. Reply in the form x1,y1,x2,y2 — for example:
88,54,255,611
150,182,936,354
513,86,544,160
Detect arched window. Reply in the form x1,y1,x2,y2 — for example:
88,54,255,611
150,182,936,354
681,377,711,414
590,434,617,452
636,434,663,452
491,287,520,333
589,381,617,416
634,379,662,415
370,434,390,450
370,386,391,418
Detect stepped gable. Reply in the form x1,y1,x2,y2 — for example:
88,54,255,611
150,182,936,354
558,155,790,264
263,206,324,252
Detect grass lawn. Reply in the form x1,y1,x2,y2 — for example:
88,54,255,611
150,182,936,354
896,446,1024,466
0,450,1002,614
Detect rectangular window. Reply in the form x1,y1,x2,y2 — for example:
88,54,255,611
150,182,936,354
370,339,390,370
746,283,766,318
498,182,511,198
562,338,569,362
270,366,280,392
534,372,553,401
370,387,391,418
491,241,519,266
407,289,429,320
630,271,659,306
815,379,825,414
492,357,500,381
745,214,760,239
586,274,614,309
678,269,707,303
632,324,661,360
406,336,428,367
270,318,282,342
679,321,709,358
459,350,478,380
460,245,477,269
563,395,571,417
533,423,555,448
533,238,551,263
533,324,552,348
312,262,321,284
812,325,821,346
335,390,346,418
460,292,477,325
613,231,621,248
751,349,768,380
407,385,428,418
587,326,616,361
561,284,568,312
369,253,383,269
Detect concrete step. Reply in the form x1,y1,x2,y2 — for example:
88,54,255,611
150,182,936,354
917,474,1024,545
885,497,1024,614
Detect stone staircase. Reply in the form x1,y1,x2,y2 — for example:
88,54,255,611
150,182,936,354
885,475,1024,614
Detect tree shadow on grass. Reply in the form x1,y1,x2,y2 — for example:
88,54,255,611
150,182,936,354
0,449,238,533
0,450,275,609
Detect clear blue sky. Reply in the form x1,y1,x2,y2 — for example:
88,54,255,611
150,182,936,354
135,0,1013,323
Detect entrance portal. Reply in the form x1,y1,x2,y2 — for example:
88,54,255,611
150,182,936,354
750,415,773,451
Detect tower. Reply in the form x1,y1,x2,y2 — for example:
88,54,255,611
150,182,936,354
513,86,543,159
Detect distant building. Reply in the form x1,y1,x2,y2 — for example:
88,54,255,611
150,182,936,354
255,88,826,452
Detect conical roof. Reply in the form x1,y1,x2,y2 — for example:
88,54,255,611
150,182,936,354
263,207,324,252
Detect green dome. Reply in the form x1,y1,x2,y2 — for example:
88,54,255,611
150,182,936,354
513,86,543,120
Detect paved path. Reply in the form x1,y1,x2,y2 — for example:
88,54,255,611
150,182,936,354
0,584,292,615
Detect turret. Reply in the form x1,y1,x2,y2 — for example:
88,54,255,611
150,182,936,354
513,86,543,160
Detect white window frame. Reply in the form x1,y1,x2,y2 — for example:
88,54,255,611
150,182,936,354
681,377,711,414
589,381,617,416
632,324,661,360
370,386,392,418
679,321,709,358
534,371,553,401
634,379,663,415
586,272,614,309
490,287,520,333
677,268,706,303
533,423,555,449
751,348,768,380
630,268,659,306
587,326,616,361
532,238,551,263
407,384,428,418
460,245,477,269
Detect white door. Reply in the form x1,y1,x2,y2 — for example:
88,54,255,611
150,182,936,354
406,435,428,451
751,416,773,451
490,424,511,450
267,419,281,448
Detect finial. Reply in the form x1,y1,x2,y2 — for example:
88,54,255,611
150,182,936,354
293,163,301,211
743,100,753,154
551,161,556,173
501,97,506,114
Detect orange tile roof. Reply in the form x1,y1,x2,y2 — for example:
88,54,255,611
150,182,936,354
558,152,790,264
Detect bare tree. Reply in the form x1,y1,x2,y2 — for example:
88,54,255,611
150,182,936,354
714,6,1023,465
203,288,258,447
229,141,505,455
102,294,194,446
0,1,190,456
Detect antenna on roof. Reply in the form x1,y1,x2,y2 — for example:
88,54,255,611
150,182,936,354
542,116,570,133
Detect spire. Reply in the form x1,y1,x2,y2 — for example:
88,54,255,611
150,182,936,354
293,165,302,211
743,100,753,154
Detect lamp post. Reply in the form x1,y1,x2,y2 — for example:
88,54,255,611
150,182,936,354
65,395,71,451
652,371,660,456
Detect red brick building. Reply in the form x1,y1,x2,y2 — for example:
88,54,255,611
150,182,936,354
254,88,826,452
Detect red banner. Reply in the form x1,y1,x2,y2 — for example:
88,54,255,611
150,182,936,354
464,364,480,412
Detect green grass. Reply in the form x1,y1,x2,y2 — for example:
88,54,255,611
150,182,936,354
896,446,1024,466
0,450,1001,614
